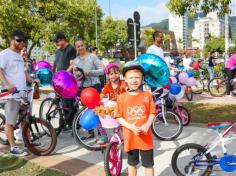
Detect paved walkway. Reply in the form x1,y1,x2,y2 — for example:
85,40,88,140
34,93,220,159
0,92,236,176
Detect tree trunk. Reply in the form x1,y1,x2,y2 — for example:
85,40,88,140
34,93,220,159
28,42,37,59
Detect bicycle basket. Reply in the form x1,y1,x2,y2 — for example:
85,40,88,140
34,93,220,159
166,96,176,109
99,115,120,129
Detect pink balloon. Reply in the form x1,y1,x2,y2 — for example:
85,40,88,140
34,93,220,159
178,72,189,84
170,76,177,84
186,77,197,87
52,71,78,98
34,61,52,72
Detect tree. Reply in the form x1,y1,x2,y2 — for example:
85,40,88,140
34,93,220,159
141,28,155,48
99,16,127,53
204,36,225,53
167,0,231,16
0,0,103,57
177,38,183,50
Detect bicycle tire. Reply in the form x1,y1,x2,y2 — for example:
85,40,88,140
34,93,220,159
151,110,183,141
39,97,64,136
174,106,191,126
22,118,57,156
171,143,213,176
192,78,205,94
208,77,226,97
185,87,193,101
72,107,101,151
104,141,122,176
0,113,8,145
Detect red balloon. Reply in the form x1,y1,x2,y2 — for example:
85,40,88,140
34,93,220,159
80,88,101,108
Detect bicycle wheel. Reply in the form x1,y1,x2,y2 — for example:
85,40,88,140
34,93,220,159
104,141,122,176
151,110,183,141
192,78,205,94
72,107,101,151
171,143,213,176
208,77,226,97
22,118,57,156
39,97,64,136
0,113,8,145
174,106,191,126
185,87,193,101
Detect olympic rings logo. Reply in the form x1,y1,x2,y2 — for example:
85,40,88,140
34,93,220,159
127,105,146,117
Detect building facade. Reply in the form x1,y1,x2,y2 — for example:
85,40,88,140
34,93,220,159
192,12,225,49
169,13,188,49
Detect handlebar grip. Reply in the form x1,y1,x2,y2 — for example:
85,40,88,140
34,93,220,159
1,89,8,93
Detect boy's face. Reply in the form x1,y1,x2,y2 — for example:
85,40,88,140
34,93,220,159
125,70,143,91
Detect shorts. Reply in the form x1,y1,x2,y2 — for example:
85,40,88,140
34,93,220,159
5,99,20,125
127,149,154,168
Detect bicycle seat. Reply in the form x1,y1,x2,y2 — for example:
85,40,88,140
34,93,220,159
208,122,232,130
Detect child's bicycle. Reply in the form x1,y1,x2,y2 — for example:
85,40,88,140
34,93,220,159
0,84,57,155
171,122,236,176
100,115,123,176
151,88,183,141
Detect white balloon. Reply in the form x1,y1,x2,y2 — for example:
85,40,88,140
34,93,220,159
174,89,185,100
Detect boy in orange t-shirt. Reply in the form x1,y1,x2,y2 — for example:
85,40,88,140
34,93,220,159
114,61,157,176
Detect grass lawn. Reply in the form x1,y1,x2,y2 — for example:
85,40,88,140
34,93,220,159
183,102,236,124
0,155,69,176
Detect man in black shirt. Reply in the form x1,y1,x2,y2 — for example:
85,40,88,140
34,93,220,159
208,51,216,81
53,32,76,71
53,32,76,127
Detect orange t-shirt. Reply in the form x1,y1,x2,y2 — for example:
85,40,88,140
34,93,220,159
101,80,126,101
115,91,157,152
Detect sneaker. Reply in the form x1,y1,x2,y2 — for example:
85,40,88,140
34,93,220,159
81,130,95,140
10,146,28,156
96,136,108,145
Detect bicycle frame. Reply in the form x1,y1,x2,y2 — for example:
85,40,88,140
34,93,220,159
191,123,236,168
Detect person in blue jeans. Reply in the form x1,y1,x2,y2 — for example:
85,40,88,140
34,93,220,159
208,51,216,81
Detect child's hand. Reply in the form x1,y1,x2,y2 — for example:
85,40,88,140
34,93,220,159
129,122,141,135
140,123,150,135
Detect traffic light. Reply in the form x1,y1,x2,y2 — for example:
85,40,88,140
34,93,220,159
134,11,140,45
127,18,134,43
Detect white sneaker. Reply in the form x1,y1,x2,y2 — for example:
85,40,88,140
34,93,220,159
10,146,28,157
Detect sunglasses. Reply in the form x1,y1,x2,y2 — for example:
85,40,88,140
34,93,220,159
15,39,26,43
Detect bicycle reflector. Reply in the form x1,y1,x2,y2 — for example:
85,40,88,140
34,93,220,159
219,155,236,172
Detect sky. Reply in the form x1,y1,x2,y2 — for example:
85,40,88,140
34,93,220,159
97,0,236,26
97,0,169,26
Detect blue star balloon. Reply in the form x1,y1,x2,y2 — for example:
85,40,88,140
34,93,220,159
135,54,170,87
36,68,53,86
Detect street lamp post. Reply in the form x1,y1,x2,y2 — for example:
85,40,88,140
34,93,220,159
95,0,98,48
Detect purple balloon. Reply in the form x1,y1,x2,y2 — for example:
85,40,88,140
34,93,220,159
52,71,78,98
178,72,189,84
186,77,197,87
34,61,52,72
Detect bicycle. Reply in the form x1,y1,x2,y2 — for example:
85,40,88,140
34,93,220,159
171,122,236,176
93,103,123,176
0,84,57,156
39,67,85,136
151,88,183,141
207,73,236,97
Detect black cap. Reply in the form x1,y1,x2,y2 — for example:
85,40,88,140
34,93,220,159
11,29,26,39
53,32,66,42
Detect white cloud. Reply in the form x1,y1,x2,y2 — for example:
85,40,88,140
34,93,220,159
107,3,169,26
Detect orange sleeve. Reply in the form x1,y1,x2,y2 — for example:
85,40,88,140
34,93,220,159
114,95,123,119
101,84,110,95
